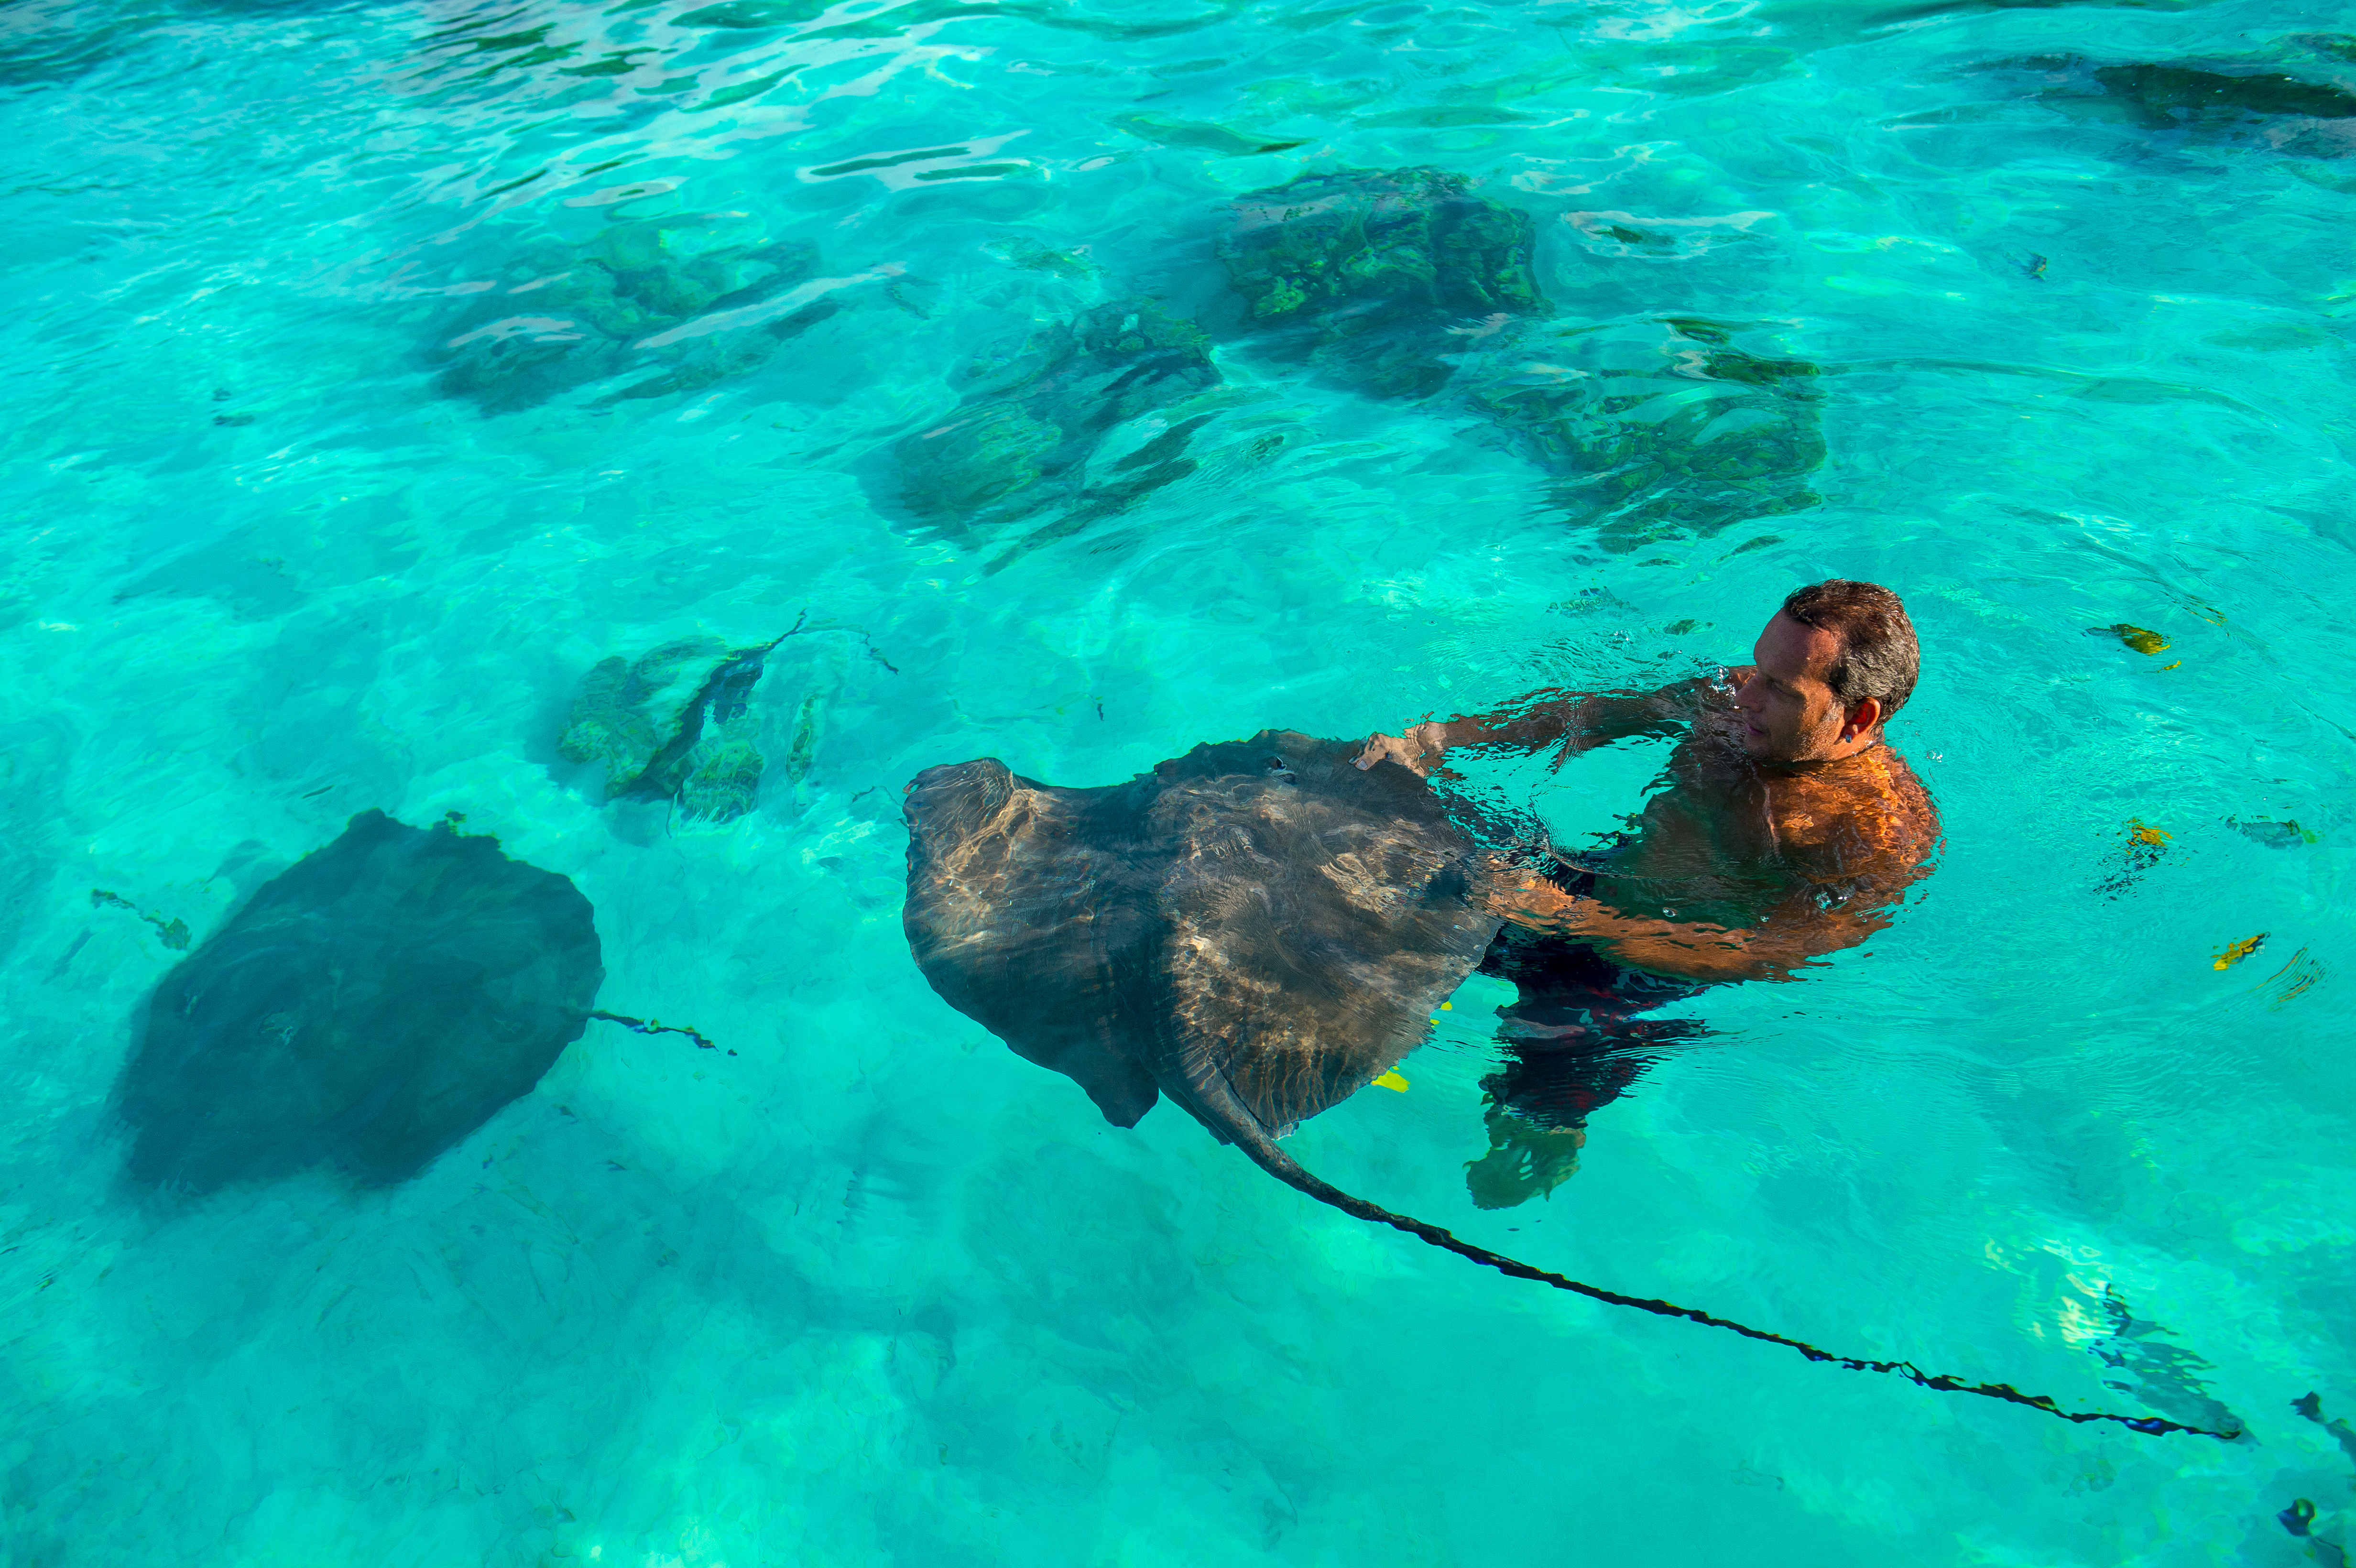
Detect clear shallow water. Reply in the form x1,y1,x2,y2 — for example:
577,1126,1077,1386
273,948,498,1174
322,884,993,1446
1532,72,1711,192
5,0,2356,1559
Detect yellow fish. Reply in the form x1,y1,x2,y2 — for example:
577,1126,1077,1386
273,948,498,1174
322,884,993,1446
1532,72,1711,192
2104,623,2171,656
1373,1071,1409,1092
2213,933,2266,971
2129,821,2170,846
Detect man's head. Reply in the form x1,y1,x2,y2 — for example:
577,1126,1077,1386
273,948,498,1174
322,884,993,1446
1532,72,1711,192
1733,579,1920,763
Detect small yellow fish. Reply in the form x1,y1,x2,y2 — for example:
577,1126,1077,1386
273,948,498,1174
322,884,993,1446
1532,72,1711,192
1440,1001,1451,1010
1373,1071,1409,1092
2129,821,2170,846
2213,933,2267,971
2107,623,2169,655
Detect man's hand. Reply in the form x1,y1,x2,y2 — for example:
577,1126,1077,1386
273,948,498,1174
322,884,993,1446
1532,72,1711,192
1482,863,1768,981
1353,720,1448,775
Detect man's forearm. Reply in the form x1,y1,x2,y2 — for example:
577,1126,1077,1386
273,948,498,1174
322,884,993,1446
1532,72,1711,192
1583,900,1888,983
1427,683,1699,761
1410,690,1570,758
1487,871,1883,984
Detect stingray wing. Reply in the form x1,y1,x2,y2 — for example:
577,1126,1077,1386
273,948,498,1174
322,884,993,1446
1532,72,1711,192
901,759,1164,1126
1146,733,1500,1138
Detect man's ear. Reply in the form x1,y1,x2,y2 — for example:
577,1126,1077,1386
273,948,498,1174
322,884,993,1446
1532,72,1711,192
1841,696,1883,742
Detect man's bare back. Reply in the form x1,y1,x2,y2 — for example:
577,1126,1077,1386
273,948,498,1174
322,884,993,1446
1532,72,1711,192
1356,583,1940,983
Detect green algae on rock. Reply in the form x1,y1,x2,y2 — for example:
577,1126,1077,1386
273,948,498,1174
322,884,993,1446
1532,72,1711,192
1217,166,1547,400
558,635,781,821
890,299,1223,547
1466,318,1826,550
432,212,839,412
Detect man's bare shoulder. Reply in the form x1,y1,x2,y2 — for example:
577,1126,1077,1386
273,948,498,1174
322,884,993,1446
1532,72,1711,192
1875,746,1942,861
1771,744,1940,874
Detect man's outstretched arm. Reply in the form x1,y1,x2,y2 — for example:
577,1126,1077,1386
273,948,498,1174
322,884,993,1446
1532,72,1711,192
1484,856,1923,984
1355,675,1723,776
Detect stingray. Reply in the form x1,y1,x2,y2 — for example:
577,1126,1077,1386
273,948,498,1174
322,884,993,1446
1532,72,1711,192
114,810,605,1193
904,731,2233,1439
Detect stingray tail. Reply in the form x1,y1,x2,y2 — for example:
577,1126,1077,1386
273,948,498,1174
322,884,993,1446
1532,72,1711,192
1218,1117,2238,1441
577,1009,732,1055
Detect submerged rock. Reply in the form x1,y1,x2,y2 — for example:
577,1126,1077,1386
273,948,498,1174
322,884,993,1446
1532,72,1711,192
558,635,779,821
1216,166,1547,399
889,299,1222,549
431,212,840,412
115,811,601,1193
2010,54,2356,155
884,168,1820,557
1467,317,1826,548
1213,168,1823,540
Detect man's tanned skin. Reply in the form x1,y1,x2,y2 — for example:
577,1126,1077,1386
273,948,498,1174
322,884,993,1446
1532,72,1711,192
1354,607,1940,983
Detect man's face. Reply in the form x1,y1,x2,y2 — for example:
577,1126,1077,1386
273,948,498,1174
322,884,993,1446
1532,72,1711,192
1732,612,1853,762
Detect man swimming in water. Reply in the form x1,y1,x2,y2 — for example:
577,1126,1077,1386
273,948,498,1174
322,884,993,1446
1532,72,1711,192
1354,579,1940,1204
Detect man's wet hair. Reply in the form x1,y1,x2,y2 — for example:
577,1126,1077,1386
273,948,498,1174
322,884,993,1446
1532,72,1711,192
1780,579,1919,719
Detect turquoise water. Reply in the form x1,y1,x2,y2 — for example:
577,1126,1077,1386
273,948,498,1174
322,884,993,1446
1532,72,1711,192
6,0,2356,1557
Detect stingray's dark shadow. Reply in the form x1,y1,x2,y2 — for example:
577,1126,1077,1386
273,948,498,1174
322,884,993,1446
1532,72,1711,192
113,810,603,1196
